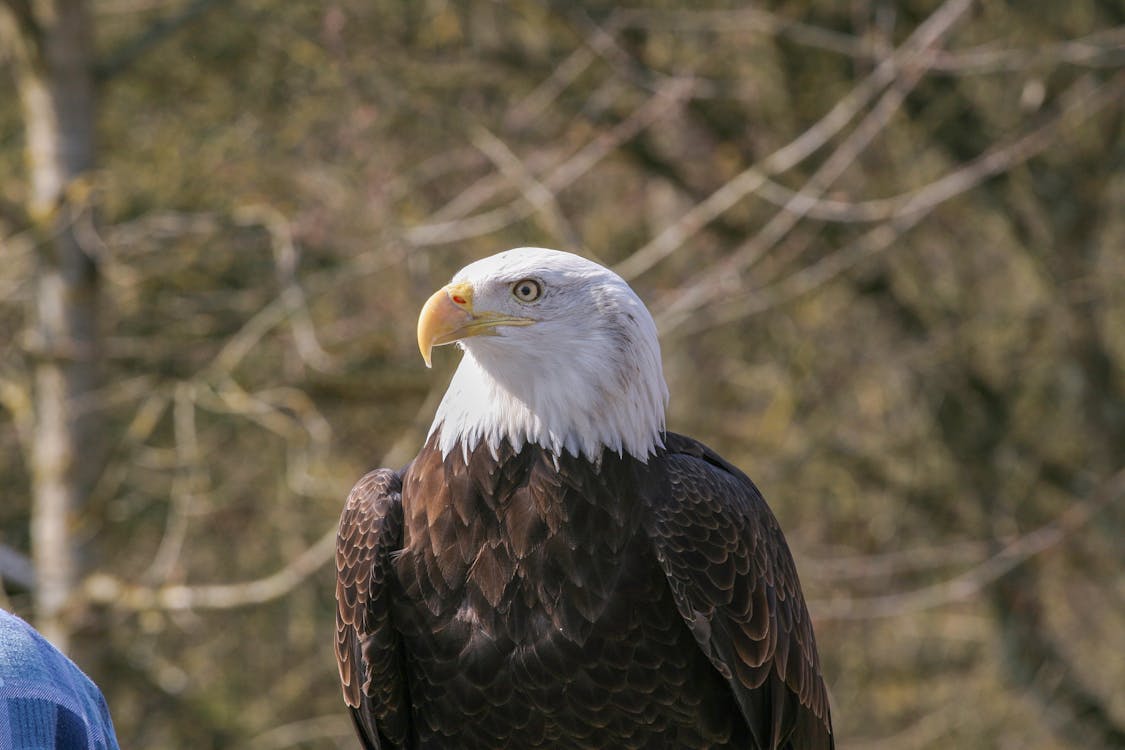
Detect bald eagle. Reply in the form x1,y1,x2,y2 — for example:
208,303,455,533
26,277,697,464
335,248,833,749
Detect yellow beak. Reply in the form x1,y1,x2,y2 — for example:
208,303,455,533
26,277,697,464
417,282,534,367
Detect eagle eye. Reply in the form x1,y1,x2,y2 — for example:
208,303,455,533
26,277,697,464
511,278,542,303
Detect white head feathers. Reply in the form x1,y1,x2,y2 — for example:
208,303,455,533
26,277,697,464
426,247,669,463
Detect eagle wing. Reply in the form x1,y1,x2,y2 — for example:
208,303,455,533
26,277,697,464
642,433,833,750
335,468,410,750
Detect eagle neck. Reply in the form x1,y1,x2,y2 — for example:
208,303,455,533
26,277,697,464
427,344,667,465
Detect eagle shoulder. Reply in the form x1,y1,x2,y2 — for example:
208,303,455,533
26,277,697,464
641,433,834,750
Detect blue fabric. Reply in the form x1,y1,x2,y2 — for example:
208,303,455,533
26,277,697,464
0,609,121,750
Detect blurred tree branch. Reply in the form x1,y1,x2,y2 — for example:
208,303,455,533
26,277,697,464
233,205,339,375
614,0,975,281
994,560,1125,747
660,71,1125,336
0,0,42,63
0,195,31,233
623,0,976,281
616,6,869,59
405,77,695,246
812,467,1125,620
617,9,1125,73
247,715,353,750
96,0,227,82
83,525,337,611
471,124,581,251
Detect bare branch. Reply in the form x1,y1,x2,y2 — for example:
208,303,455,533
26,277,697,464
106,209,223,249
207,296,293,377
471,125,581,250
810,466,1125,621
83,524,337,611
805,539,989,582
383,148,488,210
0,0,43,65
248,715,353,750
96,0,228,82
144,382,199,584
660,71,1125,336
857,702,966,750
234,204,338,374
927,26,1125,73
615,6,868,59
654,17,964,322
399,29,673,238
401,28,654,233
195,377,317,443
0,194,31,233
505,46,597,130
404,77,695,247
557,7,710,97
618,9,1125,74
88,388,170,508
614,0,975,281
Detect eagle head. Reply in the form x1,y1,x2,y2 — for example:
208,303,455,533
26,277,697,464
417,247,669,463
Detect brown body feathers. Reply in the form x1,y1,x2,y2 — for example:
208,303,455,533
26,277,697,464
336,432,832,749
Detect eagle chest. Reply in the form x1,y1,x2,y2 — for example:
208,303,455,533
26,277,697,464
385,450,746,749
398,448,646,645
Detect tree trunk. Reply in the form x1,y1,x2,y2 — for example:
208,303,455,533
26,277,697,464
4,0,99,650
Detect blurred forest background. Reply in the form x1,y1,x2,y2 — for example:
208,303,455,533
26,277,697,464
1,0,1124,748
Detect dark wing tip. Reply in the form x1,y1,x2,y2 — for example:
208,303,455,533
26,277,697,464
349,706,383,750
